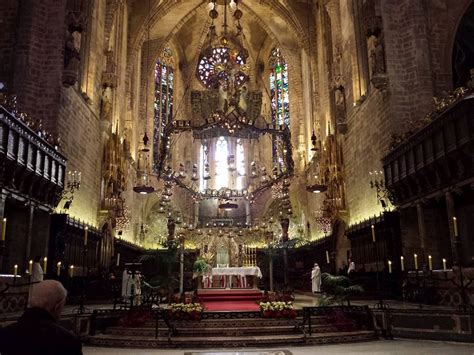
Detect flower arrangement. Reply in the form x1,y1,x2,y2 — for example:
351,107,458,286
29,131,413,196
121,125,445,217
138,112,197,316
259,301,296,318
168,302,204,320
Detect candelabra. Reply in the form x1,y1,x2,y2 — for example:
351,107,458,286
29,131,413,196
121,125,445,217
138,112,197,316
368,170,393,210
61,170,81,209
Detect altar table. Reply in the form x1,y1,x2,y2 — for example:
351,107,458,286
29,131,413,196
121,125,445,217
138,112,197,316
211,267,262,289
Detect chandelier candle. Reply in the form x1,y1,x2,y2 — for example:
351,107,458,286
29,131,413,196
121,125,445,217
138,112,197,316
388,260,392,273
1,218,6,241
84,226,88,246
428,255,433,270
371,225,376,242
453,217,458,237
13,264,17,277
443,258,447,271
28,260,33,274
414,254,418,270
56,262,61,276
43,257,47,272
69,265,74,277
400,256,405,271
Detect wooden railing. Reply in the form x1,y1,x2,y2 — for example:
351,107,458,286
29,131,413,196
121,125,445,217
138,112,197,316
0,104,66,207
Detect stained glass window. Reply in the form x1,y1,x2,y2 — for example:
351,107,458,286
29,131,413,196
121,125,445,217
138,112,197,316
153,46,174,172
197,46,248,89
236,138,245,190
214,136,229,190
269,47,289,165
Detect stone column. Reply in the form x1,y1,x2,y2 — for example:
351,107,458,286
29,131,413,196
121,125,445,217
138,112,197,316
24,203,35,263
416,203,427,266
0,192,7,272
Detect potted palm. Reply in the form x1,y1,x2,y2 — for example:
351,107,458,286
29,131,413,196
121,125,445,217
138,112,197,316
193,259,211,289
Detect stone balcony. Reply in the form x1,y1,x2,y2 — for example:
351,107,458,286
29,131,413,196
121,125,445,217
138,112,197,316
382,91,474,206
0,104,67,207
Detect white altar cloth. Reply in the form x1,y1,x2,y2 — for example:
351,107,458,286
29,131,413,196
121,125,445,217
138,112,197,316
211,266,262,278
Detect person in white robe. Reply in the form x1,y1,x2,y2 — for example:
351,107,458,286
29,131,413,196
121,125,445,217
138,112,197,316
28,256,44,306
311,263,321,293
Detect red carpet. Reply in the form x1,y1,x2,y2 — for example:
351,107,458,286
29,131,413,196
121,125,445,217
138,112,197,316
198,289,263,312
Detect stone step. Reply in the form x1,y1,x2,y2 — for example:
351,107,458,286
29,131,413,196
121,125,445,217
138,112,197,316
104,322,349,337
88,330,376,348
142,315,331,328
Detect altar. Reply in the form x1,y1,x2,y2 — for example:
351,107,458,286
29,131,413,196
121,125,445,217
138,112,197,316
206,266,262,289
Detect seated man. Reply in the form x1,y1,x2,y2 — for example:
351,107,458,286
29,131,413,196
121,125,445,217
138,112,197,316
0,280,82,355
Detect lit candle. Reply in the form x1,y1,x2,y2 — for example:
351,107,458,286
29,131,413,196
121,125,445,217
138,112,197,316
69,265,74,277
371,225,376,242
428,255,432,270
453,217,458,237
84,227,89,246
13,264,18,277
388,260,392,273
414,254,418,270
1,218,6,241
442,258,447,271
43,257,47,272
400,256,405,271
116,253,120,267
326,250,330,264
28,260,33,274
57,261,61,276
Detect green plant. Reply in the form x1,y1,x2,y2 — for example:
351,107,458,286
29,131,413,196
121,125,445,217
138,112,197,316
321,273,364,306
193,259,210,275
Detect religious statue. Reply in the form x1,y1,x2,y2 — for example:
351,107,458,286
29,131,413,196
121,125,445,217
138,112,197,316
311,263,321,293
218,82,228,113
63,30,81,86
367,34,385,78
100,86,113,123
347,259,356,275
334,86,347,133
238,85,248,113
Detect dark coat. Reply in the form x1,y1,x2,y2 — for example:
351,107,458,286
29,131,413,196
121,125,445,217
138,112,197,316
0,307,82,355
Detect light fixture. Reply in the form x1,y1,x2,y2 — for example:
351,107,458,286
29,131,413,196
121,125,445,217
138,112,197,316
306,184,328,194
218,200,238,210
133,133,155,194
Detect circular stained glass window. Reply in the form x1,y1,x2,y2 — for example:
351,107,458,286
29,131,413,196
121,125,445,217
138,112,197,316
197,46,248,89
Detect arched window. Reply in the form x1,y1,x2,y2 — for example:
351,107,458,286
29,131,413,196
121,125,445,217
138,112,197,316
269,47,289,166
214,136,229,190
236,138,245,190
153,46,174,171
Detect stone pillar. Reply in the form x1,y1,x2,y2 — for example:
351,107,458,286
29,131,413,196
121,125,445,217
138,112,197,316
24,203,35,263
445,192,460,265
416,203,427,265
0,192,7,272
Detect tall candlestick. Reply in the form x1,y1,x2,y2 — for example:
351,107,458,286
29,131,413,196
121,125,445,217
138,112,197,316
1,218,6,241
43,257,47,272
371,225,376,242
69,265,74,277
442,258,447,271
388,260,392,273
84,227,89,246
414,254,418,270
13,264,18,277
116,253,120,267
326,250,330,264
453,217,458,237
57,262,61,276
428,255,433,270
28,260,33,274
400,256,405,271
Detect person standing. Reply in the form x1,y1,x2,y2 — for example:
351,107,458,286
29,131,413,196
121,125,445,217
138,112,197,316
31,256,44,283
0,280,83,354
311,263,321,293
348,259,356,275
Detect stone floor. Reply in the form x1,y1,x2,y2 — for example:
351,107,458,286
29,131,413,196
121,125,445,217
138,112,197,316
84,340,474,354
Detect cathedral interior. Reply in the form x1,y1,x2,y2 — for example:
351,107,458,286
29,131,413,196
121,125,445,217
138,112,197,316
0,0,474,351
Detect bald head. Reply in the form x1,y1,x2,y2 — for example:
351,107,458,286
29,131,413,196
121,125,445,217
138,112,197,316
30,280,68,320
